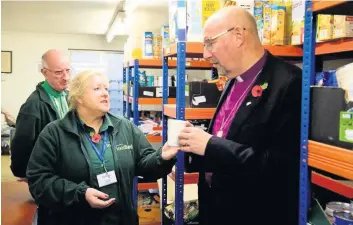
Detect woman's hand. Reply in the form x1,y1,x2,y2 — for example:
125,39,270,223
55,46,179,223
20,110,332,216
85,188,115,209
161,143,180,160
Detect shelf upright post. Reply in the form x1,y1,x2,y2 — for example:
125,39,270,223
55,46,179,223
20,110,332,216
299,1,315,225
132,59,140,209
175,1,187,225
161,54,169,224
126,65,132,120
211,67,218,80
123,67,127,117
133,59,140,126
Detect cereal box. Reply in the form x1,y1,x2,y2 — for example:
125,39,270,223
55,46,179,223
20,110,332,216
187,0,221,42
262,4,272,45
161,24,170,49
333,15,353,39
153,33,162,58
254,0,264,42
143,32,153,58
223,0,254,15
291,0,305,45
270,3,286,45
316,14,334,42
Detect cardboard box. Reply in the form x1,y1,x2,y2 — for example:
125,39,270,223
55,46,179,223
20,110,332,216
153,33,162,58
254,0,264,43
339,112,353,144
138,191,161,224
291,0,305,45
284,0,292,45
262,4,272,45
130,87,156,98
316,14,334,42
143,32,153,58
270,3,286,45
155,87,176,98
187,0,221,42
161,24,170,49
333,15,353,39
223,0,254,14
169,0,220,43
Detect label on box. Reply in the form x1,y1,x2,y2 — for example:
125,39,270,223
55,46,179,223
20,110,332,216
177,7,187,30
156,88,162,98
192,96,207,106
339,112,353,143
143,91,154,97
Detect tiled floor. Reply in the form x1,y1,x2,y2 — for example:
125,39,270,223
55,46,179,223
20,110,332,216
1,156,161,225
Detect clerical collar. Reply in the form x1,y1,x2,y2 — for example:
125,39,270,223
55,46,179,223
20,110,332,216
236,76,244,82
234,50,268,83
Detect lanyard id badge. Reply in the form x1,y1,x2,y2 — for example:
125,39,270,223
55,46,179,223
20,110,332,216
84,130,117,188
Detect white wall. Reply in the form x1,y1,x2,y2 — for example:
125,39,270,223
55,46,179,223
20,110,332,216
1,31,127,117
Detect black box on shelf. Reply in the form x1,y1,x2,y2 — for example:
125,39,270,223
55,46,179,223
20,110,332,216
169,87,176,98
185,82,222,108
310,86,353,150
129,87,157,98
155,87,177,98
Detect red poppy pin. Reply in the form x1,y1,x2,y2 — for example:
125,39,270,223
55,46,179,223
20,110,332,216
91,133,102,143
252,82,268,98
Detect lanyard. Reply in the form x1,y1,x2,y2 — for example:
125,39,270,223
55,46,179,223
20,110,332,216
75,115,109,173
83,130,108,164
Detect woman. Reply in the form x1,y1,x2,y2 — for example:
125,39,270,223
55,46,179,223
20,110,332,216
26,71,178,225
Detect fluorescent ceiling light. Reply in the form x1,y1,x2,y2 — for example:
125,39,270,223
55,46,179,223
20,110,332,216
106,11,127,43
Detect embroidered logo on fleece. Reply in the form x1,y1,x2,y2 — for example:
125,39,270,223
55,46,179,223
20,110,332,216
116,144,133,151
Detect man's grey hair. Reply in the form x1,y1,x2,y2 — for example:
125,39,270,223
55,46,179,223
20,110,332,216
41,54,48,69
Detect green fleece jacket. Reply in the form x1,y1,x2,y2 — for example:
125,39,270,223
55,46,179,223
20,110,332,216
11,82,64,177
26,110,175,225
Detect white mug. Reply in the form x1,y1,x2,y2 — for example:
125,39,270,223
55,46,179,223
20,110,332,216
167,119,187,147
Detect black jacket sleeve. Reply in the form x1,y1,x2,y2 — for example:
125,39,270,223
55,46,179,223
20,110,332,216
204,75,301,174
131,123,176,179
26,125,89,209
10,111,42,178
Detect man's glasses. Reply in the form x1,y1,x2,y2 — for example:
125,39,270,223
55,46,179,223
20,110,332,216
44,68,71,76
203,27,246,51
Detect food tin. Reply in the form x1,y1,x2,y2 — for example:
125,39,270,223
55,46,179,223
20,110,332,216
333,210,353,225
326,202,351,217
323,70,338,87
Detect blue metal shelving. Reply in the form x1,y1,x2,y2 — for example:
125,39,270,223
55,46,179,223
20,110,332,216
125,66,132,119
161,1,218,225
123,67,127,117
123,61,138,208
123,59,169,212
132,60,140,209
164,2,187,224
161,55,169,225
301,1,353,224
299,1,314,225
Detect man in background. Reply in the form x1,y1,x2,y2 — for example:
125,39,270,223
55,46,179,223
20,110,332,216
178,6,302,225
11,49,71,179
1,109,16,155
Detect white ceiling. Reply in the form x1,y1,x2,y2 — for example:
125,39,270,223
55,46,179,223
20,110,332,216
1,0,169,36
1,1,122,35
